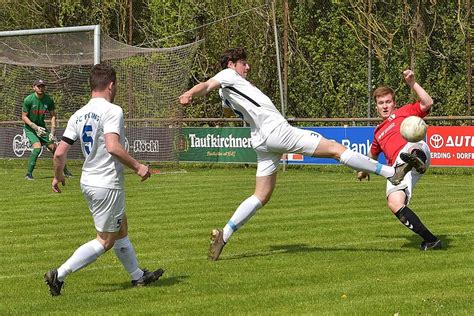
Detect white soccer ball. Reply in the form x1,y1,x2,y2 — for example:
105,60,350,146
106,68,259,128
400,116,427,142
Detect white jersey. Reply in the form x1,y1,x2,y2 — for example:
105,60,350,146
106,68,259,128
212,68,286,147
63,97,125,189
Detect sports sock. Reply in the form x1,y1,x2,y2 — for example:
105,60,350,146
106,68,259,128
340,149,394,178
113,236,144,280
27,148,41,174
395,206,437,242
57,239,105,281
223,195,262,242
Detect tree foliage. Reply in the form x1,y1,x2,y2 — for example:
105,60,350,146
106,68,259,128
0,0,471,121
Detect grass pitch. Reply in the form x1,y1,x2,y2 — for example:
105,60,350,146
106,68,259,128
0,160,473,314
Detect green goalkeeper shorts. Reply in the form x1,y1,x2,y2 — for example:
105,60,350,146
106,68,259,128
24,127,54,146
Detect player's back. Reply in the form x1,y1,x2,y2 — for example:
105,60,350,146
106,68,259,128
65,97,125,189
214,68,286,147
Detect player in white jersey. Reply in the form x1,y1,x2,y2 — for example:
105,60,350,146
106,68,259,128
179,47,420,261
43,64,164,296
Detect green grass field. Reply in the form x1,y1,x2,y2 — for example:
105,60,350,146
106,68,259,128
0,160,473,314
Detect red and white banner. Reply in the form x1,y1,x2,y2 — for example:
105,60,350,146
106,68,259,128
427,126,474,167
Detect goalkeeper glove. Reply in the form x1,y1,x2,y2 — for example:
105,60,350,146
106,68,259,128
30,123,47,136
49,127,57,142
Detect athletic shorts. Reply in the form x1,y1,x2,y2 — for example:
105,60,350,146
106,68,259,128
24,127,53,146
253,122,322,177
81,184,125,233
386,141,431,204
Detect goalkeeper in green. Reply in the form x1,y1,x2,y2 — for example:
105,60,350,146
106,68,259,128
21,79,71,180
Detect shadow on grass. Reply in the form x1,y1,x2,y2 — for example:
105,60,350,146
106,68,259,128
224,243,406,261
96,274,189,292
378,234,451,250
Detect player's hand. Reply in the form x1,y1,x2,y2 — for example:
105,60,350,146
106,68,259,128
403,69,415,87
36,126,47,136
178,93,193,105
48,133,57,142
52,176,66,193
31,123,47,136
357,171,370,181
136,164,151,182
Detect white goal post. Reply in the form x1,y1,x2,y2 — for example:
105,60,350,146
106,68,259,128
0,25,101,65
0,25,200,162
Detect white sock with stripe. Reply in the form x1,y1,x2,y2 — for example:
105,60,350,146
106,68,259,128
339,149,394,178
57,239,105,281
223,195,263,243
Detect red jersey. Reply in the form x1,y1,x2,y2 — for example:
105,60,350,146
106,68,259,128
370,101,427,165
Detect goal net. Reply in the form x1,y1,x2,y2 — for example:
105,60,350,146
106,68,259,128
0,28,200,162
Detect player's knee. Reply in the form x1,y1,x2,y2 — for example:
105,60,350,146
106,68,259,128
387,200,405,214
96,235,116,251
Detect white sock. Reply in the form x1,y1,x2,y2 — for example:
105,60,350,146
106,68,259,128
339,149,394,178
113,236,144,280
223,195,263,242
57,239,105,281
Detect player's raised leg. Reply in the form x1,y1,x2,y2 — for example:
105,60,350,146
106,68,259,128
314,137,414,185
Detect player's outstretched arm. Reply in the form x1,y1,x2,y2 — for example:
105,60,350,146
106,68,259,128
403,69,433,112
52,141,70,193
105,133,150,181
179,79,221,105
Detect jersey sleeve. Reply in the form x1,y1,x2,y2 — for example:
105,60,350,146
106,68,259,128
22,96,30,113
49,96,55,112
63,114,79,141
402,101,427,118
103,106,123,136
211,69,237,88
370,137,382,157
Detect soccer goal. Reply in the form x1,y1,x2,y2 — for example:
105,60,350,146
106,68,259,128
0,25,200,162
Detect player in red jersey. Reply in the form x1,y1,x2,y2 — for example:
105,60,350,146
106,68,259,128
358,69,442,250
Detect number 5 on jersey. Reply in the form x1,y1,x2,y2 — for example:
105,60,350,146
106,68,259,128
82,124,93,155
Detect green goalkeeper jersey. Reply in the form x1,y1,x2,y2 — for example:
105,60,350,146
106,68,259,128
22,93,55,131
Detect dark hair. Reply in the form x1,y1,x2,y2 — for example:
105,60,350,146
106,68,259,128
220,47,247,69
372,86,395,102
89,63,116,91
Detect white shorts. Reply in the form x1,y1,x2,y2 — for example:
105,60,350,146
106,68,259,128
81,184,125,233
386,141,431,204
254,122,321,177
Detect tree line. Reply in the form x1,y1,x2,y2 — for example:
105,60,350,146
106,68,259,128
1,0,472,121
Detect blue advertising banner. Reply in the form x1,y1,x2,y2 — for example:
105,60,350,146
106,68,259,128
176,126,384,165
284,127,386,165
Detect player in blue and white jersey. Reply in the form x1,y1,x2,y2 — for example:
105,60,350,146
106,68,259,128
43,64,164,296
179,47,420,261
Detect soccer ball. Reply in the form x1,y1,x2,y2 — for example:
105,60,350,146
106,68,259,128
400,116,427,142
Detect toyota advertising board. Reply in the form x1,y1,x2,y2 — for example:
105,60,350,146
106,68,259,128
427,126,474,167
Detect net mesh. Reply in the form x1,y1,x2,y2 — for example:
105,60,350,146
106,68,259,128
0,30,200,161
